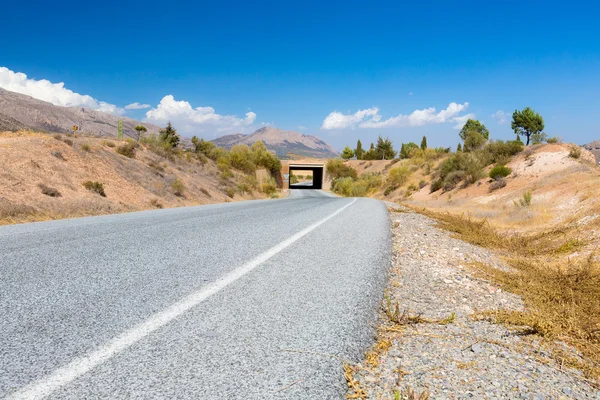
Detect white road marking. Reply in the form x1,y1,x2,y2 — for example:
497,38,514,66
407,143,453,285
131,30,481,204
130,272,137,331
7,198,358,400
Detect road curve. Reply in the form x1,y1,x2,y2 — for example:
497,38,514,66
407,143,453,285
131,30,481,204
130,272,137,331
0,190,390,399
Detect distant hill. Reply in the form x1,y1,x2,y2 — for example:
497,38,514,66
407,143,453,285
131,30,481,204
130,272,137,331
584,140,600,164
0,88,160,138
213,127,338,158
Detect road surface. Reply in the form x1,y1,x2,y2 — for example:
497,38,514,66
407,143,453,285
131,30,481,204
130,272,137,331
0,190,390,399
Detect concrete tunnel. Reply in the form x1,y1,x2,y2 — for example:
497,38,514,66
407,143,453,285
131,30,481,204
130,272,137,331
280,162,328,190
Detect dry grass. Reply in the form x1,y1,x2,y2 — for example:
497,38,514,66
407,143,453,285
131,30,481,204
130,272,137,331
416,208,600,382
38,184,61,197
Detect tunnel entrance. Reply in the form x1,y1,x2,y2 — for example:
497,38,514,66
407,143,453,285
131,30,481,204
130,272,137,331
287,164,324,190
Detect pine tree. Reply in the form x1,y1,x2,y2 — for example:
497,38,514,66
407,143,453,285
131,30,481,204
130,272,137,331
341,146,355,160
420,136,427,150
159,122,180,149
457,143,462,152
355,140,364,160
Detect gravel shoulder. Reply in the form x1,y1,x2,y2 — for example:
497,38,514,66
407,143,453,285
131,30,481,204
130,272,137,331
348,203,600,399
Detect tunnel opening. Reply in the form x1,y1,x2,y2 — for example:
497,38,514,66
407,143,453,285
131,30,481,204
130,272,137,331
288,165,324,190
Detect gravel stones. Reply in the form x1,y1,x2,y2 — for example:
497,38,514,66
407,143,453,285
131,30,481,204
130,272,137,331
351,204,599,399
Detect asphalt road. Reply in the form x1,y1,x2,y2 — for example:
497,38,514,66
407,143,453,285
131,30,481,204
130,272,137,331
0,190,390,399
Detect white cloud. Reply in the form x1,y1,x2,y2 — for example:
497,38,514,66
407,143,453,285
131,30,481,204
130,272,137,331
321,107,380,130
408,92,413,96
492,110,508,125
297,125,308,131
321,102,471,130
0,66,125,115
145,95,257,136
125,102,151,110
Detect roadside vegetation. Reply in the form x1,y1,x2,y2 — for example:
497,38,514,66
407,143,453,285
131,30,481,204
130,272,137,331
0,122,285,225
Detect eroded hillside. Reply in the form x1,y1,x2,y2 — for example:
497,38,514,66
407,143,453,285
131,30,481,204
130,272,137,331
0,131,275,225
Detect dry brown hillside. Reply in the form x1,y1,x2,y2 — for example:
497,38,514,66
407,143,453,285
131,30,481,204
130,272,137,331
0,131,273,225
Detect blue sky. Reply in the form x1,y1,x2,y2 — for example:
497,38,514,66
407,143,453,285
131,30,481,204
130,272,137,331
2,0,599,150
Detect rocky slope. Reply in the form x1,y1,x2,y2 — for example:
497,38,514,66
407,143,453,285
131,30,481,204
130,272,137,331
0,131,269,225
213,126,338,158
0,88,160,138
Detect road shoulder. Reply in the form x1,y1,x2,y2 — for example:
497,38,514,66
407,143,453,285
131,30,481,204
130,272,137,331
346,203,599,399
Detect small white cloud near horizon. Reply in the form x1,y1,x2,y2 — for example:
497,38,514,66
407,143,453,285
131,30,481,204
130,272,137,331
145,95,257,136
492,110,509,125
297,125,308,131
125,102,151,110
321,102,472,130
0,66,125,115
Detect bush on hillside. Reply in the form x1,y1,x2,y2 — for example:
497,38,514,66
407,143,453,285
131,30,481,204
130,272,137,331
489,165,512,179
82,181,106,197
229,144,256,174
387,165,410,187
39,183,61,197
489,178,507,192
326,159,358,180
116,142,136,158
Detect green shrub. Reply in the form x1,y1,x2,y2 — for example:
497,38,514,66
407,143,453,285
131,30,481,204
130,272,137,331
547,137,561,144
170,178,186,197
229,144,256,173
489,165,512,179
384,185,398,196
387,165,410,186
260,177,278,195
326,159,357,180
569,146,581,159
225,187,235,198
482,140,524,164
105,141,116,148
290,174,299,184
82,181,106,197
217,157,233,179
430,178,443,193
515,191,532,207
81,143,91,152
442,170,465,192
116,142,136,158
419,180,427,189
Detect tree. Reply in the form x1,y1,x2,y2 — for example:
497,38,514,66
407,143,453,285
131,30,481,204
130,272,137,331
463,130,486,152
355,140,364,160
399,142,419,159
191,136,215,154
511,107,544,146
134,125,147,142
159,122,180,149
420,136,427,150
363,143,378,160
341,146,355,160
459,119,490,141
457,143,462,152
375,136,396,160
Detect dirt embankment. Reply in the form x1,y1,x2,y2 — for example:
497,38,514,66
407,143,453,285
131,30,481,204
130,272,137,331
0,131,270,225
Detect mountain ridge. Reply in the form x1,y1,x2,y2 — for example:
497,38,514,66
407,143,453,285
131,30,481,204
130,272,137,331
212,126,338,158
0,88,161,138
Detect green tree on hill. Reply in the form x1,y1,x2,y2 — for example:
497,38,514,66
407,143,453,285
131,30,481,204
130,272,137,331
341,146,355,160
511,107,544,146
420,136,427,150
355,140,364,160
457,143,462,152
459,119,489,141
399,142,419,159
159,122,179,149
375,136,396,160
134,125,147,142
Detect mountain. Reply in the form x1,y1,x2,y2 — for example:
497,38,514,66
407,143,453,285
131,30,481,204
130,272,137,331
0,88,161,138
213,127,338,158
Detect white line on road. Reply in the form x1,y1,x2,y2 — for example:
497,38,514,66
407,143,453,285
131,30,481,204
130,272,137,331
7,198,358,400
